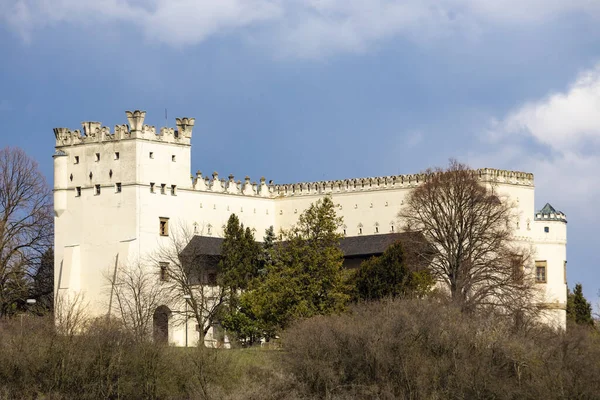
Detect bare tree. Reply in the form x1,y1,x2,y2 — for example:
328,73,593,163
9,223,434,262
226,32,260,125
399,160,540,319
0,147,53,318
106,261,168,342
54,291,89,337
150,224,226,346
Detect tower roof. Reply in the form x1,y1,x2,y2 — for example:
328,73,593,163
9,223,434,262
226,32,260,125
535,203,567,222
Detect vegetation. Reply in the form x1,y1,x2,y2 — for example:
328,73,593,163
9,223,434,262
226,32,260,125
240,196,349,338
567,283,594,326
2,298,600,399
0,147,53,317
353,240,434,301
399,160,539,321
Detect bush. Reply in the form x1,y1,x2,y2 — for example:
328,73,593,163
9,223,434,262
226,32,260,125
281,299,600,399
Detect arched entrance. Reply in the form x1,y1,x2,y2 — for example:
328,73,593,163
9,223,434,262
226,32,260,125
153,305,171,344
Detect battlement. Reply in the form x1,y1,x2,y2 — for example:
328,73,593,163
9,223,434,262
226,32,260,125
190,168,534,198
53,110,195,148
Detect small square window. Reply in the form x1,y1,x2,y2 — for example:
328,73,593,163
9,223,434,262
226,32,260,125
75,187,81,197
149,152,154,159
95,184,101,195
535,261,547,283
171,185,177,195
114,152,120,160
95,153,100,162
544,226,549,233
160,184,166,195
115,183,122,193
172,155,176,162
74,156,79,164
159,217,169,236
150,182,155,193
159,262,169,281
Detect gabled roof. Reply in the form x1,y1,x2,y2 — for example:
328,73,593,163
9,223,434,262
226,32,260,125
535,203,567,222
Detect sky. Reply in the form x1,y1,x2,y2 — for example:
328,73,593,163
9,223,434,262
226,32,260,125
1,0,600,306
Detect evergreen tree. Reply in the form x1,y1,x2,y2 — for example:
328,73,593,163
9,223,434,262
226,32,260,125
354,241,434,301
218,214,260,290
30,248,54,314
219,214,262,345
245,196,349,335
567,283,593,326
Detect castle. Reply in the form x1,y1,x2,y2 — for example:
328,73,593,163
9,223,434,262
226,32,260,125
53,110,568,346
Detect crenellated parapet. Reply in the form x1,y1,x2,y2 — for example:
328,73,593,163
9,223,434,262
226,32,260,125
54,110,195,147
187,168,534,198
477,168,534,186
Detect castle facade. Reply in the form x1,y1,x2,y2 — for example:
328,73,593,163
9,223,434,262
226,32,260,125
53,110,568,346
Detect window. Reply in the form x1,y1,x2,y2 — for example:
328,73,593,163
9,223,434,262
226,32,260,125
511,256,524,283
74,156,79,164
95,153,100,162
159,217,169,236
171,185,177,195
149,152,154,159
159,262,169,281
359,227,363,235
207,272,217,286
114,152,120,160
564,261,567,284
160,184,166,194
75,186,81,197
115,183,122,193
535,261,547,283
544,226,550,233
390,225,395,232
95,184,101,195
172,155,176,162
375,226,379,233
150,182,155,193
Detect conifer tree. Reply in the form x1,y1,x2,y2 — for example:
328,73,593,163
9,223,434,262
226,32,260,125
354,241,434,301
245,196,348,335
567,283,593,326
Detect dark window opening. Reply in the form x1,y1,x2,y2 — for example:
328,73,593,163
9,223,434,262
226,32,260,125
95,184,101,195
116,183,122,193
114,152,120,160
159,217,169,236
76,187,81,197
159,262,169,281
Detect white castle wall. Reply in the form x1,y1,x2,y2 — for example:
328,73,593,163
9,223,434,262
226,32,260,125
53,111,568,344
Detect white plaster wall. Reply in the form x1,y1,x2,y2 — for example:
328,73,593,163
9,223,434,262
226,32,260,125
533,219,568,328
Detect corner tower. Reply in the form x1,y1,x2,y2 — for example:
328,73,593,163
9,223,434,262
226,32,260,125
533,203,568,328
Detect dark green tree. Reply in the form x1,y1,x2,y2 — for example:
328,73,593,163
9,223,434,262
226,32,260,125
30,248,54,314
354,241,434,301
219,214,263,345
567,283,593,326
218,214,260,291
244,196,349,335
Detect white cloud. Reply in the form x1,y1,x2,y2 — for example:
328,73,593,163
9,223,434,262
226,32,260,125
1,0,599,57
478,63,600,212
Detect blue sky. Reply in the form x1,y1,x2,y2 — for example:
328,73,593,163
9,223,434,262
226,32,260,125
2,0,600,306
